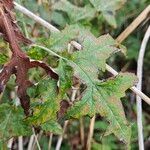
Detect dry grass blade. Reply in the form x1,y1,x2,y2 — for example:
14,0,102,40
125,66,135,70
116,5,150,43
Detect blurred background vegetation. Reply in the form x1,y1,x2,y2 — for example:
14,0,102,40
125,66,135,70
0,0,150,149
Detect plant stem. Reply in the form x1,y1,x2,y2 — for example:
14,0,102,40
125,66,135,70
17,1,28,147
136,25,150,150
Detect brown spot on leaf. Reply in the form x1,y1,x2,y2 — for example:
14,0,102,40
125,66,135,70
58,100,70,118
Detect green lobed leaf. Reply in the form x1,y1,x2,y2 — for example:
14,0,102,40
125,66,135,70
52,0,96,23
89,0,126,28
35,25,136,146
0,104,32,143
67,73,137,145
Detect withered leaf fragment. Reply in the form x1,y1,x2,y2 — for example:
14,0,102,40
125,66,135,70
0,0,58,115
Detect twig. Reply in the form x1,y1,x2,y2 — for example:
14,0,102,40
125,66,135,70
136,25,150,150
116,5,150,43
13,2,150,105
86,116,96,150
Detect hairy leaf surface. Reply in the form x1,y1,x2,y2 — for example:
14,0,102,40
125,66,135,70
0,104,31,142
30,24,136,146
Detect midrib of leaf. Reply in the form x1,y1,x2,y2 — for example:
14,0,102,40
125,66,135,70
34,44,128,141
